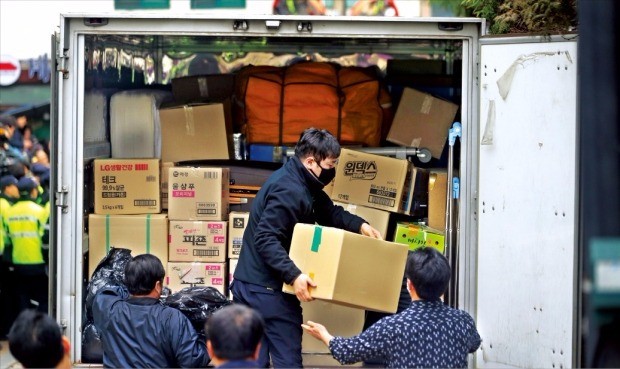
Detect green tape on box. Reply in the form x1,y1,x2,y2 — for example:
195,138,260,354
311,226,322,252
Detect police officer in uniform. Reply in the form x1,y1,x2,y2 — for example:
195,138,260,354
4,176,49,313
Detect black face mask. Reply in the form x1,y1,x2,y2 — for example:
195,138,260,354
314,165,336,186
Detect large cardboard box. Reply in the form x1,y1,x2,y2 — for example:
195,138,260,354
88,214,168,278
159,102,232,163
168,221,227,262
166,262,226,295
94,158,160,215
161,162,174,210
333,201,389,239
301,300,365,354
393,222,445,253
330,149,422,214
168,167,229,221
283,224,408,313
387,87,458,158
228,212,249,259
428,170,448,230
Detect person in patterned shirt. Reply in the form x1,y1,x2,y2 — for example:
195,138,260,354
302,247,481,368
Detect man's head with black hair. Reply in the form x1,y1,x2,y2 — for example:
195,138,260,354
8,309,71,368
124,254,166,296
205,304,264,365
294,127,341,162
405,247,451,301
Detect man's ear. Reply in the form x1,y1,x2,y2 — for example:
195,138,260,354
61,336,71,354
252,342,262,360
206,340,214,359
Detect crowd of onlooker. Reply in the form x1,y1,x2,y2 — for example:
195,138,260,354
0,113,51,341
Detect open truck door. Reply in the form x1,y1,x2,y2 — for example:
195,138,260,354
476,36,579,368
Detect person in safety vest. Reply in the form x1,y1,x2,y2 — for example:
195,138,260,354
4,176,49,313
273,0,326,15
0,174,19,338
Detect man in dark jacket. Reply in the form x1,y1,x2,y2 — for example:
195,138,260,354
231,128,382,368
93,254,209,368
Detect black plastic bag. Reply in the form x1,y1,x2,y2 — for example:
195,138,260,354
163,286,232,334
82,247,132,364
81,322,103,363
85,247,132,319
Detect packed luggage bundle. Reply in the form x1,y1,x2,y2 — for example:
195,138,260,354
235,62,390,147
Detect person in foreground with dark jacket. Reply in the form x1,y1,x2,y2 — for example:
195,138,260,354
231,127,383,368
92,254,209,368
303,247,482,368
205,304,264,368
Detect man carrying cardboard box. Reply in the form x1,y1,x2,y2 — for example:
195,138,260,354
231,128,382,368
302,247,481,368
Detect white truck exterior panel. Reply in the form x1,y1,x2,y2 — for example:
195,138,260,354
476,37,578,368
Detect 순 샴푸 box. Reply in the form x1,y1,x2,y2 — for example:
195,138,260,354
283,223,408,313
94,158,160,214
168,167,229,221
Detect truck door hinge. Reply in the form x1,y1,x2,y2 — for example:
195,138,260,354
56,51,69,79
56,186,69,213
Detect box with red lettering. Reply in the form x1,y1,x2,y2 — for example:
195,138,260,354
168,220,227,262
94,158,160,214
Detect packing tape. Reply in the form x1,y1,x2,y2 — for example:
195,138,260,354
311,226,322,252
105,215,110,253
146,214,151,254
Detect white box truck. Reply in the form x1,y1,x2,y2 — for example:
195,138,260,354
50,14,578,367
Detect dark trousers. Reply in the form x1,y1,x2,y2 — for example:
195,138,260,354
14,265,48,313
231,280,303,368
0,262,20,338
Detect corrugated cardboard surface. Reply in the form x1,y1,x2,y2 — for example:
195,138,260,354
393,222,445,253
330,149,411,213
168,221,227,262
301,300,365,354
284,224,408,313
333,201,390,239
428,170,448,230
94,158,160,215
88,214,168,278
161,162,174,210
160,102,232,163
166,262,226,295
168,167,229,221
387,87,458,158
228,212,249,258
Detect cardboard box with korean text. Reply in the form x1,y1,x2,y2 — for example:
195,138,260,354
301,300,365,366
168,221,227,262
88,214,168,278
393,222,445,253
94,158,160,214
166,262,227,296
333,201,389,239
387,87,458,159
161,162,174,210
330,149,424,214
228,212,249,258
159,101,232,163
283,224,408,313
428,170,448,230
228,258,238,300
168,167,229,221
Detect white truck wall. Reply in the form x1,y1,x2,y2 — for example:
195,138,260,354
476,37,578,368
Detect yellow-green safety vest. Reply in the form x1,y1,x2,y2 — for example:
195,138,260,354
4,200,48,265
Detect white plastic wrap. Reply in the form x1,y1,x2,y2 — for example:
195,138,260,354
110,90,171,158
84,89,116,143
